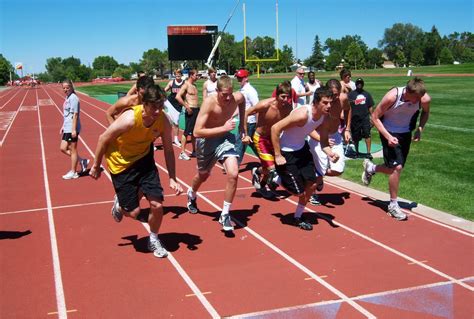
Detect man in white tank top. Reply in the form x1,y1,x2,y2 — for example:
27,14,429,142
362,78,431,221
202,67,218,99
270,87,338,231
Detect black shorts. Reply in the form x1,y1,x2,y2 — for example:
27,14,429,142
276,142,317,196
62,133,79,143
380,132,412,168
351,118,371,142
110,150,164,212
184,108,199,136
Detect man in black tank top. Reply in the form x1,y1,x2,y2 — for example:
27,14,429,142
164,70,185,146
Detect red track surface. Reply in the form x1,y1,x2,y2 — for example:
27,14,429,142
1,85,473,318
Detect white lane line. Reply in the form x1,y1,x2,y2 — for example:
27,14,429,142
231,276,474,318
37,87,68,318
0,87,22,109
239,150,474,237
0,88,29,147
41,86,220,319
154,162,376,318
0,188,255,216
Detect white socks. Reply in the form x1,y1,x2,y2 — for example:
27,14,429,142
294,203,305,218
222,201,231,216
187,188,196,200
150,232,158,241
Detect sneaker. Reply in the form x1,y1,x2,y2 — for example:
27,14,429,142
387,203,407,221
178,152,191,160
187,194,198,214
309,194,321,206
257,186,275,199
219,214,234,231
62,170,79,180
293,217,313,231
148,237,168,258
80,158,90,173
251,167,261,190
173,139,182,147
111,195,123,222
361,159,374,186
266,170,279,192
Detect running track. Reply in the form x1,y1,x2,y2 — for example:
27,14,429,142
0,85,473,318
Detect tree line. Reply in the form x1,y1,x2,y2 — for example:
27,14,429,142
0,23,472,85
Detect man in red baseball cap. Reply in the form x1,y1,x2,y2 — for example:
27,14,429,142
234,69,259,166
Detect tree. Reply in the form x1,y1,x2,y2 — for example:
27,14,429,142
45,57,66,82
366,48,384,68
273,45,294,73
345,42,365,69
0,54,15,85
304,35,325,69
140,49,168,75
445,31,474,63
394,50,406,67
325,51,343,71
439,47,454,64
379,23,424,62
423,26,443,65
92,56,119,76
217,32,243,74
411,47,424,66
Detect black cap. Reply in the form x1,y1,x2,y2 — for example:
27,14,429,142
355,78,364,85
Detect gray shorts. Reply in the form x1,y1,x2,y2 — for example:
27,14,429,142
196,132,238,172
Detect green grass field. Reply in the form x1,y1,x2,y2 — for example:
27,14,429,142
78,64,474,220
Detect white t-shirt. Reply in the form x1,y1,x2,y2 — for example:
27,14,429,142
63,93,81,133
290,76,306,108
204,79,217,96
306,81,321,105
240,82,259,124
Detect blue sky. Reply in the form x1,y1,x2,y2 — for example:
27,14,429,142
1,0,473,74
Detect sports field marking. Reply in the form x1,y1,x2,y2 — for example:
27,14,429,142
154,161,377,319
231,276,474,318
43,86,220,319
47,309,77,315
0,88,22,109
0,111,16,130
39,99,54,106
20,105,38,111
206,159,474,292
0,188,255,216
0,89,29,146
36,88,68,319
427,123,474,133
185,291,212,297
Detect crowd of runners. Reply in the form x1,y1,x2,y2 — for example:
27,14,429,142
58,67,431,258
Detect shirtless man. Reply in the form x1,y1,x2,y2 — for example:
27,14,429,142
186,76,246,232
339,68,356,94
126,71,146,96
308,79,351,205
176,69,199,160
242,81,293,198
271,87,337,230
106,76,155,125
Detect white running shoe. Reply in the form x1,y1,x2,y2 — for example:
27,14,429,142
62,170,79,180
361,159,374,186
178,152,191,160
387,203,407,221
219,214,234,231
148,237,168,258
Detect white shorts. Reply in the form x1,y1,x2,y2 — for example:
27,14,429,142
308,132,345,176
164,100,180,126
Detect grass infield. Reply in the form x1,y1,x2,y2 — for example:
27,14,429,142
78,64,474,220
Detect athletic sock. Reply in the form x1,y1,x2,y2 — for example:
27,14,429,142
294,203,305,219
187,188,196,200
222,201,231,216
150,232,158,242
367,162,376,174
390,198,398,207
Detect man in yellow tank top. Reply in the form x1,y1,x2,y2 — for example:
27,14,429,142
90,85,182,258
